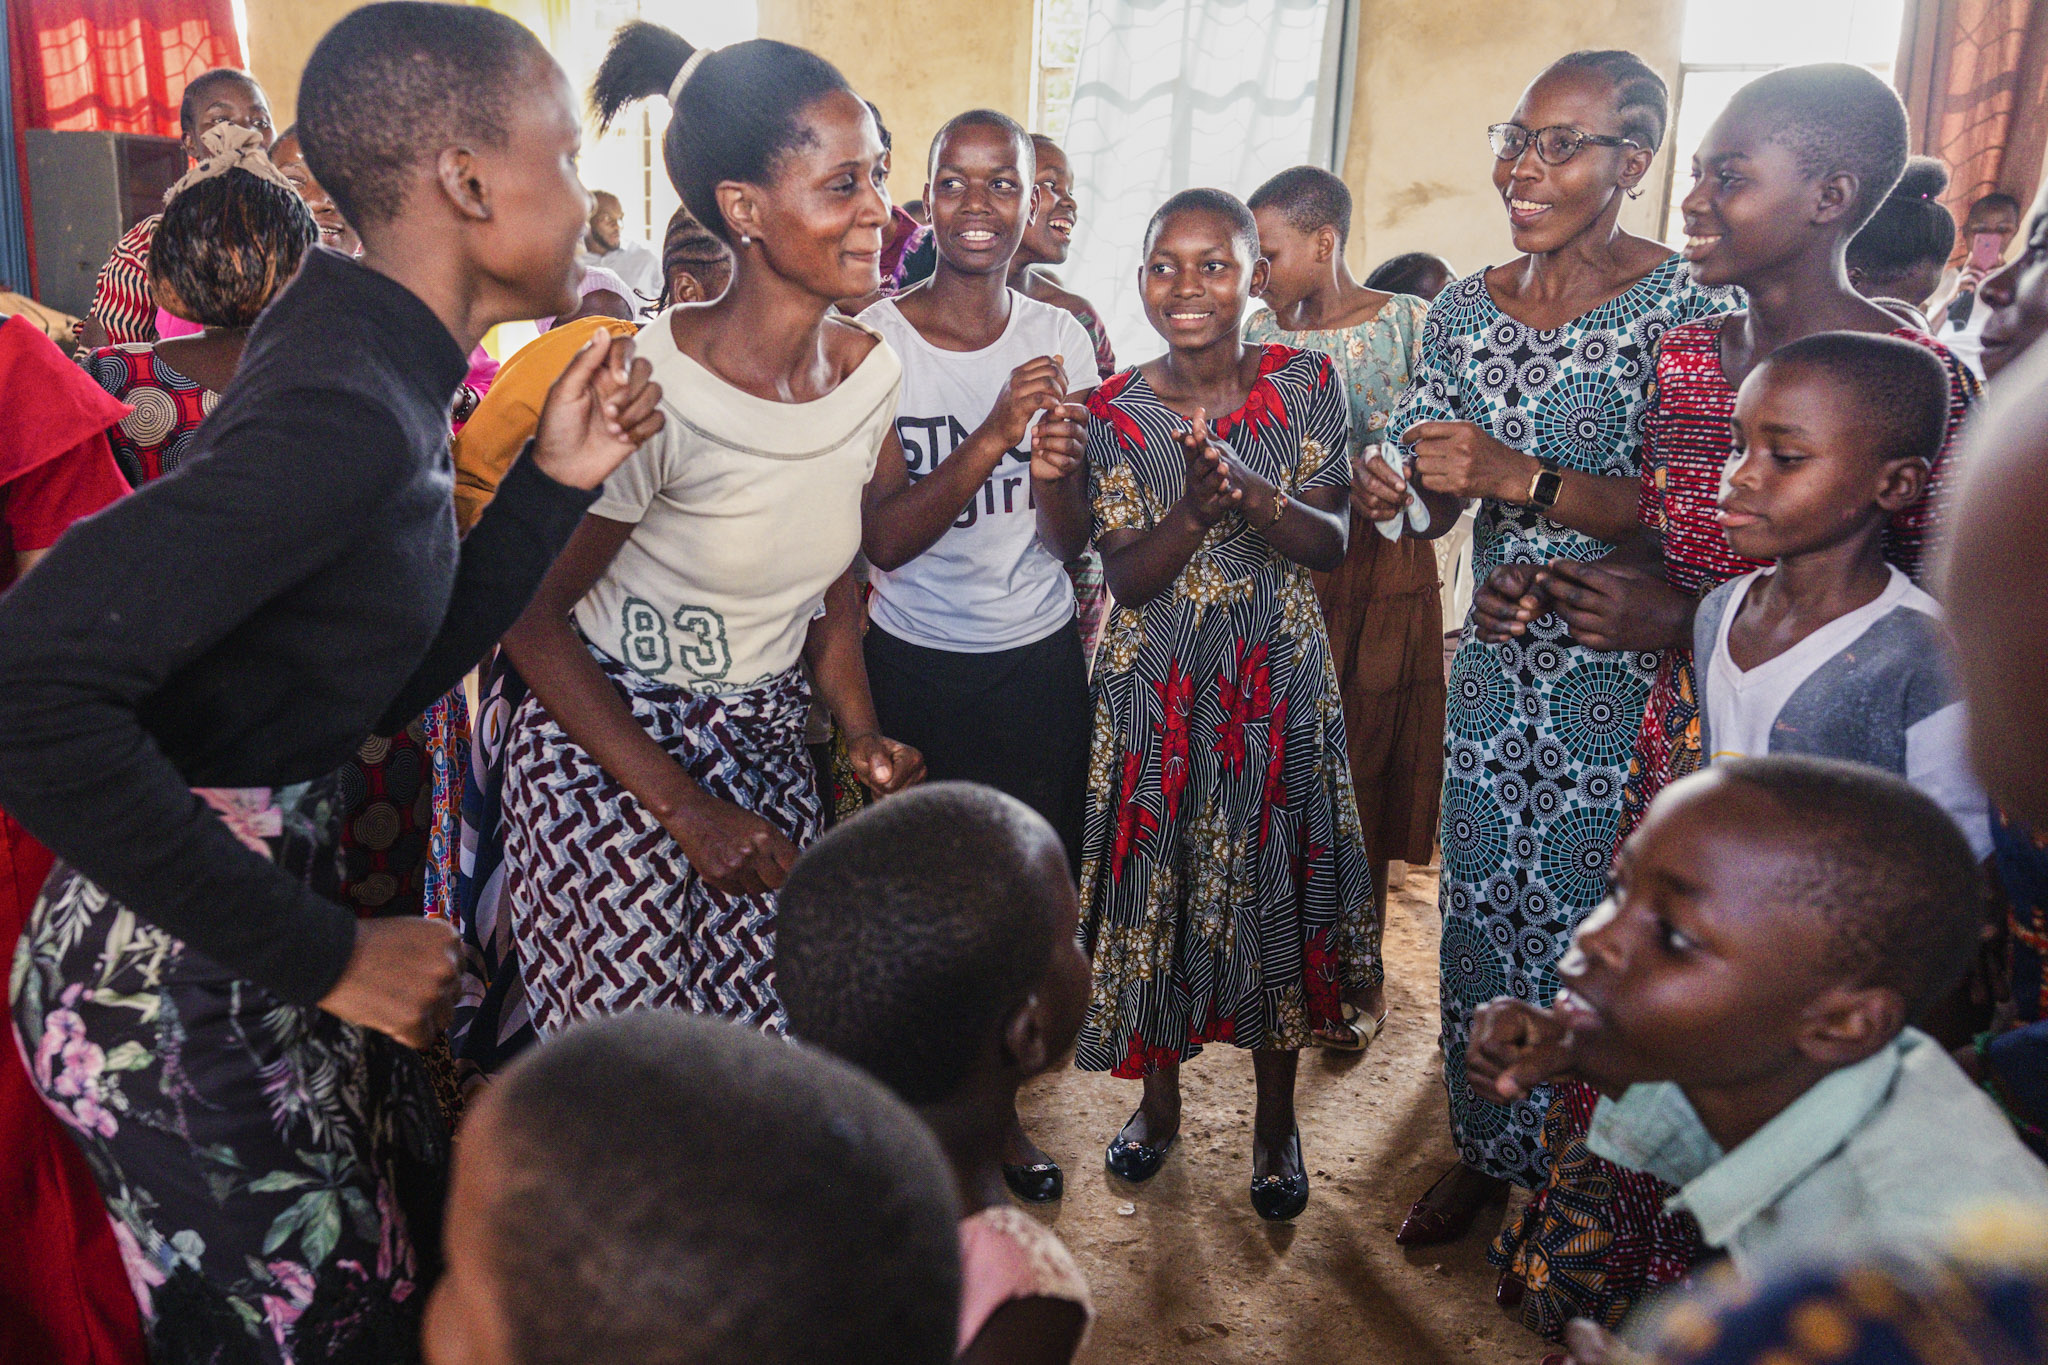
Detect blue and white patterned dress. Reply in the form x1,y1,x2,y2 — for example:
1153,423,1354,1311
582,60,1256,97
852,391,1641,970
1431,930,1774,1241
1391,257,1735,1184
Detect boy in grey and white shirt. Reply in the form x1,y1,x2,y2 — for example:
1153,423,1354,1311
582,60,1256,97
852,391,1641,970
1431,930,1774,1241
1695,331,1989,857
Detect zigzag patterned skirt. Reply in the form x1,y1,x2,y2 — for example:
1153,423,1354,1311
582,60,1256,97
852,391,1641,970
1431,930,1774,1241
499,644,820,1038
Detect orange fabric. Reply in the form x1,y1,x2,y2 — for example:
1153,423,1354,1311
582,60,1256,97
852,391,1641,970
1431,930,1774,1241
7,0,241,137
1896,0,2048,238
451,316,637,534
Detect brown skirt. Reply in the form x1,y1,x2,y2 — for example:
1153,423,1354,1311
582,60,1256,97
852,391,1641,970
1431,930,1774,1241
1314,512,1446,868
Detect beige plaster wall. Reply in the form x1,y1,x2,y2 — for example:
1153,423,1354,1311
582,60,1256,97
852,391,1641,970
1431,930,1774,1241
1341,0,1684,279
247,0,1033,179
756,0,1036,193
248,0,1678,272
245,0,371,129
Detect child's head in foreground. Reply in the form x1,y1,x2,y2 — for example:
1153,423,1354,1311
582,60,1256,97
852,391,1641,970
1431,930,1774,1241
1719,331,1947,564
1139,188,1268,350
421,1011,961,1365
1557,756,1980,1098
776,781,1090,1112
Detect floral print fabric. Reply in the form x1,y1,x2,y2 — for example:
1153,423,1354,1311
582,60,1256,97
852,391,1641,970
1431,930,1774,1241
1390,258,1735,1183
1074,345,1375,1077
11,778,447,1364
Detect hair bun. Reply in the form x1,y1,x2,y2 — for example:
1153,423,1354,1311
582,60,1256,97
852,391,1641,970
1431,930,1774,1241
1892,156,1950,202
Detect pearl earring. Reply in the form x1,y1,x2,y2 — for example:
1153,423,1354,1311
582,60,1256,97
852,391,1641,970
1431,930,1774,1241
740,233,751,246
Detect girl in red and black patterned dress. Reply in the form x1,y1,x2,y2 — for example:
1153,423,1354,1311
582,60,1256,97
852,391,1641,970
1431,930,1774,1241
1063,190,1372,1223
1480,65,1980,1341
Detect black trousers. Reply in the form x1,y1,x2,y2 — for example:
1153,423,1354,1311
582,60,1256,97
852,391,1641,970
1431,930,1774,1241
865,618,1091,873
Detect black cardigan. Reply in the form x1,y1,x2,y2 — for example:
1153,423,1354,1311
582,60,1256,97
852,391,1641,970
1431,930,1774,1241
0,248,596,1005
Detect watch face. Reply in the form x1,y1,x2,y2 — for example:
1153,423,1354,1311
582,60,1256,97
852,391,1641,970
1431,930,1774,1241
1533,468,1563,510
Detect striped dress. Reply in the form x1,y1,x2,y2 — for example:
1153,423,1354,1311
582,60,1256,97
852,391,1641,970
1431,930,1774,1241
83,217,160,350
1074,345,1374,1076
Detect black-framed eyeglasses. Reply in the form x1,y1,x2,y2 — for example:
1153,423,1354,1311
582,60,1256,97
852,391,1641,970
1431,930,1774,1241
1488,123,1640,165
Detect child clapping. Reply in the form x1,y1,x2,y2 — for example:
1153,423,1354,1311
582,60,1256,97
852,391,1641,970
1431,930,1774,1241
1469,757,2048,1285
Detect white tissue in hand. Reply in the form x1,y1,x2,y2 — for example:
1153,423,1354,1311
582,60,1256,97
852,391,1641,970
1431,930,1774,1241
1365,445,1431,540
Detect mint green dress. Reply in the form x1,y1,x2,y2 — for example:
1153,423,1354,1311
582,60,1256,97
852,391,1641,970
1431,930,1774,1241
1244,295,1446,875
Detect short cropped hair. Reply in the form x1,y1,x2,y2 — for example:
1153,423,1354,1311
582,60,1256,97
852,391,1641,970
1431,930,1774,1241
150,166,316,328
592,23,855,247
489,1012,960,1365
1549,49,1670,153
1848,157,1956,289
1725,63,1910,233
1145,186,1260,261
777,783,1065,1105
1248,165,1353,247
298,2,543,227
927,107,1032,181
177,68,260,141
1758,331,1950,469
1364,251,1454,295
1967,191,2022,222
1714,756,1982,1017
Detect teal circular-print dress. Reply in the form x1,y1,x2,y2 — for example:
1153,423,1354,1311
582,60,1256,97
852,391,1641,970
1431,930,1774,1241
1391,257,1735,1184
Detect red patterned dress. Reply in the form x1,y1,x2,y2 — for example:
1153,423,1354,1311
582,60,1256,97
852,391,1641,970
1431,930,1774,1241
87,344,219,486
82,217,161,351
1490,317,1982,1339
1074,345,1375,1076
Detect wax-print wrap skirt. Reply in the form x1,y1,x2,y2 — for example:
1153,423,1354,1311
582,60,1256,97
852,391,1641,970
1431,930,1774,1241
501,639,821,1038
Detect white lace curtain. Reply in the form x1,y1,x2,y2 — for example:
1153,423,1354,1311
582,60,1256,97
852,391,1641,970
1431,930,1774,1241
1059,0,1357,363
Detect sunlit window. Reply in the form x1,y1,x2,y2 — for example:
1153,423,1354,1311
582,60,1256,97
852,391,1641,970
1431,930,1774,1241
572,0,760,248
1661,0,1905,239
1030,0,1084,141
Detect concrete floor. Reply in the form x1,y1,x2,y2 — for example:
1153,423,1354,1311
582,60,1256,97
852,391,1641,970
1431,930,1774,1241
1015,866,1544,1365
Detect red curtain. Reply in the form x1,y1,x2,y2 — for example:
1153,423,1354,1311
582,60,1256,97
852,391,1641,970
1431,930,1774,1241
7,0,242,137
1895,0,2048,237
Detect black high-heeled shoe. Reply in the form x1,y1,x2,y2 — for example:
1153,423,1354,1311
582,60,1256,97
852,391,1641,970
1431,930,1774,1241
1250,1127,1308,1221
1002,1161,1063,1202
1104,1111,1177,1183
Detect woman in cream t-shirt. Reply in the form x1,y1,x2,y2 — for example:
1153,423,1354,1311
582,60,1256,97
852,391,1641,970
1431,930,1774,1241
492,31,924,1041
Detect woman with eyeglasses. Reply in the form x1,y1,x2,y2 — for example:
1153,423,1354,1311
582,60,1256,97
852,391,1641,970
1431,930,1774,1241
1360,49,1735,1249
1484,64,1980,1346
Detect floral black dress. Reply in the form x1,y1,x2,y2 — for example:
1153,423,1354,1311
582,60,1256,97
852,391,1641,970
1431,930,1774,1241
1074,345,1374,1077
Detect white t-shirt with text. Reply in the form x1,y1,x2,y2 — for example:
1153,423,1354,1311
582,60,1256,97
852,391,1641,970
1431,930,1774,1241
858,291,1096,653
574,312,901,694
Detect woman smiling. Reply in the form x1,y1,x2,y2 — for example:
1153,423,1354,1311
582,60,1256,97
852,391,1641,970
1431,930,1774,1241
495,22,923,1045
1367,49,1736,1247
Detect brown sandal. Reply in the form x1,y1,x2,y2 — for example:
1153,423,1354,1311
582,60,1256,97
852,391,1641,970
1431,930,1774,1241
1395,1162,1506,1246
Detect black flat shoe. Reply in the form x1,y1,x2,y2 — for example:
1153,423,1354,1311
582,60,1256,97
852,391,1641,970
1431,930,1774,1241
1002,1161,1063,1203
1105,1113,1177,1183
1250,1127,1309,1222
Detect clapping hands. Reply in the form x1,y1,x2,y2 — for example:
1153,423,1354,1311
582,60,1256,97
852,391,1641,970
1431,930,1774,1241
1177,408,1242,527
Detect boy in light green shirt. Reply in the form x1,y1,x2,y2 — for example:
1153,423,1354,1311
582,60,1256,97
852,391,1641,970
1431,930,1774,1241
1469,756,2048,1290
